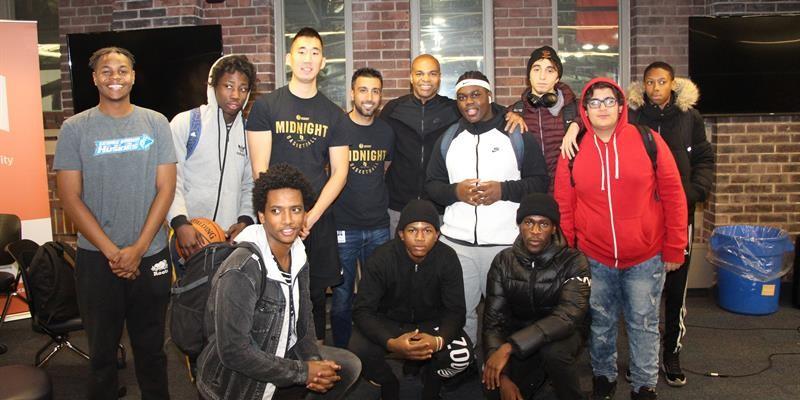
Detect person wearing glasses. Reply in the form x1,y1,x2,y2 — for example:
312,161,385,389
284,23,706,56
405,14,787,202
553,78,687,400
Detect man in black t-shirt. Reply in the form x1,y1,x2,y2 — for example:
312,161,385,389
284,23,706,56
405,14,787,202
331,68,394,348
246,27,350,341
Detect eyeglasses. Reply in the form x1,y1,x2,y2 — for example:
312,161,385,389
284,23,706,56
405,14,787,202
587,97,618,109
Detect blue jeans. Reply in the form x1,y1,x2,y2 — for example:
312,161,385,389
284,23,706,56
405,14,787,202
332,227,390,348
588,254,666,392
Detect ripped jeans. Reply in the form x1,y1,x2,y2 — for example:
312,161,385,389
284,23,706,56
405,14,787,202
588,254,666,392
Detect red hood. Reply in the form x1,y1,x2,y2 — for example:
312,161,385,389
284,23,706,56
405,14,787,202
578,77,629,139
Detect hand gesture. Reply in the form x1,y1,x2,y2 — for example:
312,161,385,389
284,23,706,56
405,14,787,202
456,179,481,206
483,343,512,390
306,360,342,393
175,223,205,258
476,181,502,205
387,329,434,360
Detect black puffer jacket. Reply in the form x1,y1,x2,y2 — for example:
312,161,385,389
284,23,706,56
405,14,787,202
628,78,714,214
483,233,590,359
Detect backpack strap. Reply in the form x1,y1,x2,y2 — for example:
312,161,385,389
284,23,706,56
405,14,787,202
185,107,202,160
235,242,269,308
635,124,658,174
507,126,525,171
439,122,461,161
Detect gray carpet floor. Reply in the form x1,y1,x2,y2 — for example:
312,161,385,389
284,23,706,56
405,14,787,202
1,287,799,399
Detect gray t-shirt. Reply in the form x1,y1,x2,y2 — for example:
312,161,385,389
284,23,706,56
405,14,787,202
53,106,177,256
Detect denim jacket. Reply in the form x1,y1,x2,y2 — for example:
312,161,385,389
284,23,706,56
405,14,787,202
196,240,321,400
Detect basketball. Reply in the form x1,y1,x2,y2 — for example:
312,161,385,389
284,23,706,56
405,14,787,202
176,218,226,259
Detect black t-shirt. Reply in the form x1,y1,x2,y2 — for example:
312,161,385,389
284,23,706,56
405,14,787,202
247,86,349,194
333,117,395,229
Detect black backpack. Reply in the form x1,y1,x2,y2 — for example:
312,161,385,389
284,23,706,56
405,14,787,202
568,124,658,187
27,242,80,324
169,241,266,358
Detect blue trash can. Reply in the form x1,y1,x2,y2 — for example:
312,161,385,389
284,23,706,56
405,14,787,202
709,225,794,315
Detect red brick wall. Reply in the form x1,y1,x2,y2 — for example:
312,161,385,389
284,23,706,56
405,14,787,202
351,0,411,104
493,0,554,106
53,0,274,242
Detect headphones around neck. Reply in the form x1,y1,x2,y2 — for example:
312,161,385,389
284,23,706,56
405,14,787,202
527,91,558,108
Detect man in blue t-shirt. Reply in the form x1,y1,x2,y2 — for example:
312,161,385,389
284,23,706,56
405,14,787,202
54,47,177,399
331,68,394,348
246,27,350,341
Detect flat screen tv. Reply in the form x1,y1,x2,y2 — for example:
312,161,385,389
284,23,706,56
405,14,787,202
688,15,800,116
67,25,223,120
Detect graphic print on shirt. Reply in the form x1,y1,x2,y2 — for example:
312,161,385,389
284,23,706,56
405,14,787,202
275,114,330,149
349,143,388,175
94,134,154,156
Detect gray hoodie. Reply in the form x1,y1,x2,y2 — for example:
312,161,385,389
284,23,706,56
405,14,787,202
167,55,254,230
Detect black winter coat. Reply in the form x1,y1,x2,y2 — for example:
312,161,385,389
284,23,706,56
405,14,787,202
482,233,590,359
628,78,714,213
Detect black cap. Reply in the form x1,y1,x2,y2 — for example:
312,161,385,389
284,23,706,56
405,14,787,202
397,199,440,232
527,46,563,80
516,193,560,225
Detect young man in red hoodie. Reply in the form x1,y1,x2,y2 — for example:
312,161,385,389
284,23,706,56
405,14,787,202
553,78,687,400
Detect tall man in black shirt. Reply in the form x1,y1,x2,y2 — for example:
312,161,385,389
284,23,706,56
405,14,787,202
331,67,394,348
246,27,350,341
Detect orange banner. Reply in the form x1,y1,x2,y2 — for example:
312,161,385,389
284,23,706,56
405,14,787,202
0,20,53,318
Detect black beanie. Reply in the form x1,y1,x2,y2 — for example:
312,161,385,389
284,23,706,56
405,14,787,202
516,193,560,225
526,45,563,80
397,199,440,232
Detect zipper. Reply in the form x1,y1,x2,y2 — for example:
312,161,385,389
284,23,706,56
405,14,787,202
411,263,419,321
538,108,545,155
473,134,480,245
602,142,619,267
418,104,426,199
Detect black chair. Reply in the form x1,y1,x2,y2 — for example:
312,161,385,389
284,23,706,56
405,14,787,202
6,239,126,367
0,213,23,355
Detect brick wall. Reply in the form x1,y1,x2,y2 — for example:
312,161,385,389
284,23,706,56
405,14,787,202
351,0,411,103
493,0,553,106
53,0,274,243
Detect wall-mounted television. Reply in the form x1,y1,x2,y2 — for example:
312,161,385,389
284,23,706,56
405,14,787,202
688,15,800,116
67,25,223,120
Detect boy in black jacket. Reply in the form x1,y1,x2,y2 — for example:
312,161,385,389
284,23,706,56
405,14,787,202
350,199,473,400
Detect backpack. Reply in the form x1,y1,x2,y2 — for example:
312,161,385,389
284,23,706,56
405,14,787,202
440,123,525,170
169,241,266,358
184,107,202,160
27,242,80,324
568,124,658,187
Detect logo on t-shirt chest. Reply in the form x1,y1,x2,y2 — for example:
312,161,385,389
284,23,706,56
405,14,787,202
349,143,388,174
275,114,329,149
94,134,154,156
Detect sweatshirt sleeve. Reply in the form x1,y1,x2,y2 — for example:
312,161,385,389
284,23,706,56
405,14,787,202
425,131,460,207
653,132,688,264
553,155,578,247
501,133,549,201
167,111,191,224
482,258,509,358
352,248,401,348
436,246,467,343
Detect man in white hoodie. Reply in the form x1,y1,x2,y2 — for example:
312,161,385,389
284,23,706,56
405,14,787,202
168,55,256,260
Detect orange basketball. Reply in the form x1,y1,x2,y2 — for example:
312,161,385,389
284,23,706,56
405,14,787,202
176,218,226,259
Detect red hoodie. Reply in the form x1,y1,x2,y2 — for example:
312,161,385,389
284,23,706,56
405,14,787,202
553,78,687,268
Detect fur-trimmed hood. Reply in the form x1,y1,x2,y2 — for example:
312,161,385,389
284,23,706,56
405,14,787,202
627,77,699,112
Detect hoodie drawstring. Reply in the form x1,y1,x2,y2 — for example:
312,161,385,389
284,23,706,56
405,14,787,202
593,135,606,191
612,135,619,179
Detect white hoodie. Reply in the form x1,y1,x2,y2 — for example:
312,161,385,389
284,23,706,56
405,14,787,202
167,55,254,229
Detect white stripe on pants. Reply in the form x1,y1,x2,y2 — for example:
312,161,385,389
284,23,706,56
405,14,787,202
440,236,506,346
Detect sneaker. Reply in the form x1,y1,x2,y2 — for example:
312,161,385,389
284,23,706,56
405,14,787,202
591,375,617,400
630,386,658,400
624,367,631,382
662,352,687,387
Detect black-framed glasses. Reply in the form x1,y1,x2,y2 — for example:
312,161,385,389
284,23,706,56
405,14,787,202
587,97,618,109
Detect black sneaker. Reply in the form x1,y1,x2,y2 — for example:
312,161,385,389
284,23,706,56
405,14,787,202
630,386,658,400
662,352,687,387
592,375,617,400
624,367,631,382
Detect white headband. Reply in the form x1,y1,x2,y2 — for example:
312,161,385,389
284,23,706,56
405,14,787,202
454,78,492,93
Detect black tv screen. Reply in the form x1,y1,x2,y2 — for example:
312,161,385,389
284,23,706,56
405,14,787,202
67,25,223,120
689,15,800,115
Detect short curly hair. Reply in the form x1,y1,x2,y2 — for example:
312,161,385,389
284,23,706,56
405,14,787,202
210,55,257,89
89,47,135,71
252,163,316,215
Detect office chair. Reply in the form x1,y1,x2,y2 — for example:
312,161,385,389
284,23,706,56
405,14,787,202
6,239,126,367
0,213,23,355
